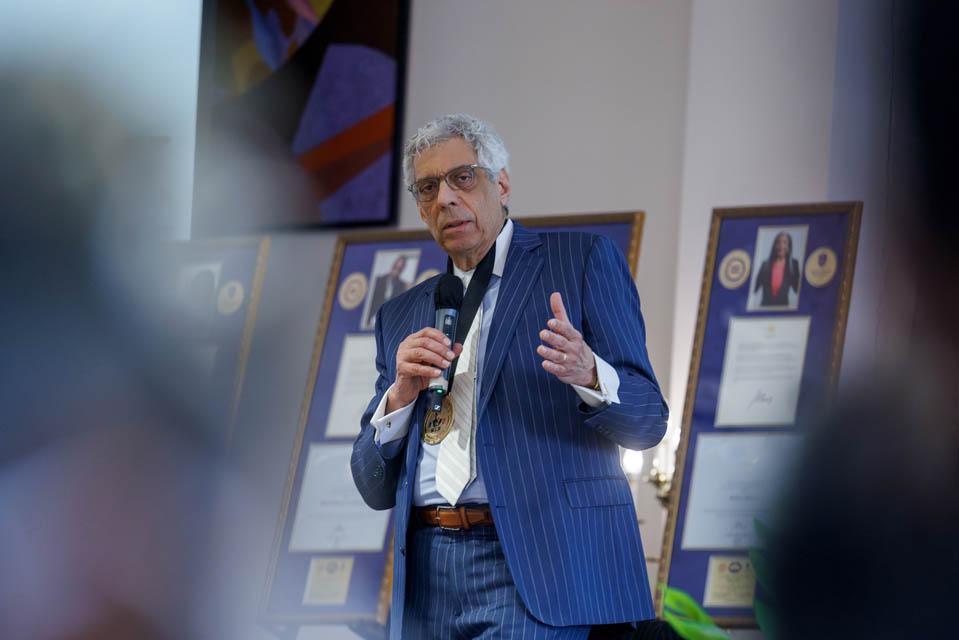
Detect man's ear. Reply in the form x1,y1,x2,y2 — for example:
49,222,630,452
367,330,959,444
497,169,511,206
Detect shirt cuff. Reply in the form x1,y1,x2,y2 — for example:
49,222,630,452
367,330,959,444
371,383,415,446
572,352,621,407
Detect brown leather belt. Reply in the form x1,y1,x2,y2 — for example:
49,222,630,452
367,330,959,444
415,505,494,530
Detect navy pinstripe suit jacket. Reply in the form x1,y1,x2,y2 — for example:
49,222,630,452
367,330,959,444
351,222,668,634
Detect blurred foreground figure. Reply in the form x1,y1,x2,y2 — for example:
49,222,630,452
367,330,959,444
0,70,242,639
770,3,958,638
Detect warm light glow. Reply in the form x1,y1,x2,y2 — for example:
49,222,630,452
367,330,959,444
621,450,644,475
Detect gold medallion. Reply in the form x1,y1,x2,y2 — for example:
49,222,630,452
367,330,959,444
804,247,838,287
718,250,751,289
338,272,368,310
422,399,454,445
216,280,245,315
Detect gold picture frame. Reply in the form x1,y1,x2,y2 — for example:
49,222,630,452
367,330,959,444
656,202,862,627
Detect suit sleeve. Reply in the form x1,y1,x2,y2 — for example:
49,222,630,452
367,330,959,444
578,235,668,450
350,307,406,510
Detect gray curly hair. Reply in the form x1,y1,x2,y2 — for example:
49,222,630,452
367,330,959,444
403,113,510,187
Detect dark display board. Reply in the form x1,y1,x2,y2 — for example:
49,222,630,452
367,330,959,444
658,202,862,626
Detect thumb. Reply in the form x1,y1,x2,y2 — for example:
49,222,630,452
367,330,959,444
550,291,569,322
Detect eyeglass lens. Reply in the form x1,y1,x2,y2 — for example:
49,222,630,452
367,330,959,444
411,165,478,202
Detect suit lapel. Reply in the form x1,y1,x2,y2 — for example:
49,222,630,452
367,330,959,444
478,222,543,419
411,277,436,339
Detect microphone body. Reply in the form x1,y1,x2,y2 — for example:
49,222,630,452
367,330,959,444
427,307,458,410
428,274,463,412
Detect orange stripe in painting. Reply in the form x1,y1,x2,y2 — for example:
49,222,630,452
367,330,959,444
298,104,394,172
308,138,391,198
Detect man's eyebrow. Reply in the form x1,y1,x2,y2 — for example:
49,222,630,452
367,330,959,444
418,164,470,180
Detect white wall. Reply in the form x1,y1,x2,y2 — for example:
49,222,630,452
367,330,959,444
661,0,840,475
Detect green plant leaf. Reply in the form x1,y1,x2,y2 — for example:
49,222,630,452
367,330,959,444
663,587,713,624
754,598,780,640
748,548,771,592
663,610,731,640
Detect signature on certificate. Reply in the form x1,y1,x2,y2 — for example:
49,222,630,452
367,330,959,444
748,389,773,409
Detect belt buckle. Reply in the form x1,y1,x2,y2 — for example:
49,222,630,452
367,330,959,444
436,505,465,531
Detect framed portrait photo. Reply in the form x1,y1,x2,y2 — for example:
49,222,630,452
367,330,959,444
361,249,421,330
746,225,808,311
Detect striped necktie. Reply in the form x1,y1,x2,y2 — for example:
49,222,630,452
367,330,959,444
434,305,482,505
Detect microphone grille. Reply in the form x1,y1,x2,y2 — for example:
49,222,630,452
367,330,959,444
435,273,464,309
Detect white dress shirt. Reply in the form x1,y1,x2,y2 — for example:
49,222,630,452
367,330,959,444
371,220,620,505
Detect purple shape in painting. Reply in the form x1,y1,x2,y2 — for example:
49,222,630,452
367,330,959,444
320,152,392,223
292,44,396,153
292,43,397,224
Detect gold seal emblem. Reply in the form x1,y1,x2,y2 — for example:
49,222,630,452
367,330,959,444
338,272,368,310
422,400,454,445
805,247,837,287
718,250,751,289
216,280,245,315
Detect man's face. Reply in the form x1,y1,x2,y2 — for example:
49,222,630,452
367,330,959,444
412,137,511,268
390,256,406,276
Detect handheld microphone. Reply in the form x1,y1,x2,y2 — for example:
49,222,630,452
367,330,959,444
427,274,463,412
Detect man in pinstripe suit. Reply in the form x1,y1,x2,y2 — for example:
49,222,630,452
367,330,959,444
352,114,668,639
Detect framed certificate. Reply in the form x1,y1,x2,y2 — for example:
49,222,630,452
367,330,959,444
260,212,645,632
713,316,811,427
657,202,862,627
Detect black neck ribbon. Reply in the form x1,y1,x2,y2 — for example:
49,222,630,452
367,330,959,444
444,241,496,393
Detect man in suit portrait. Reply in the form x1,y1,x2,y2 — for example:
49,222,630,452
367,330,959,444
351,114,668,639
364,254,412,328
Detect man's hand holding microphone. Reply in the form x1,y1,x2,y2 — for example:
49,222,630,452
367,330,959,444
386,329,463,413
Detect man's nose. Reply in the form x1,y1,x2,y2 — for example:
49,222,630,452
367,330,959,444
436,179,461,208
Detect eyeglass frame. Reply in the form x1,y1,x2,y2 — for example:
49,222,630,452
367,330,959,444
406,163,495,203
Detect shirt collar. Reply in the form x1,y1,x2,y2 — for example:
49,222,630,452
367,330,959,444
452,218,514,282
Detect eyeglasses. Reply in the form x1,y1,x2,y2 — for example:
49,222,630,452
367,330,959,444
407,164,492,203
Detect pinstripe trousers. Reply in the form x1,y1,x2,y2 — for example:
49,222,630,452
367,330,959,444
401,523,590,640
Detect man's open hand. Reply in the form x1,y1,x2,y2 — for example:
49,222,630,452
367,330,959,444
537,292,597,388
